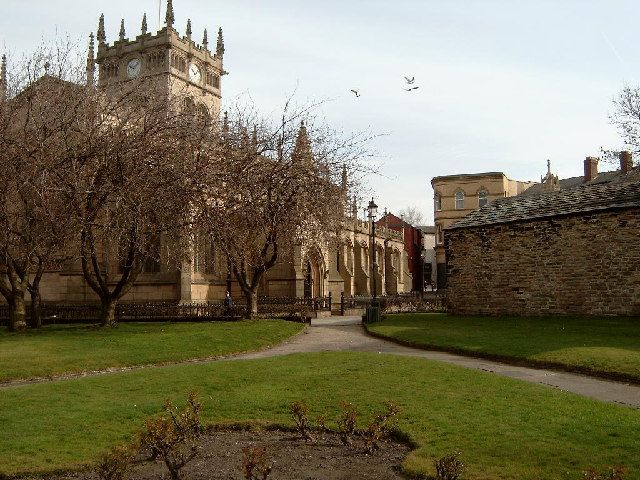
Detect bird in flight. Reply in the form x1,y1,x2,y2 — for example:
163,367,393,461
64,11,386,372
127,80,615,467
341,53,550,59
350,89,361,97
404,76,415,84
404,86,419,92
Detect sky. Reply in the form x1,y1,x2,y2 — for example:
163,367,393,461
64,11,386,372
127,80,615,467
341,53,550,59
2,0,640,224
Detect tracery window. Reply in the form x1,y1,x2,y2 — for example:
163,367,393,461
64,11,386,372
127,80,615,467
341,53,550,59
454,191,465,210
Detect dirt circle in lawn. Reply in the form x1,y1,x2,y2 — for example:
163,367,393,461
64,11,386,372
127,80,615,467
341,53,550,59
50,429,412,480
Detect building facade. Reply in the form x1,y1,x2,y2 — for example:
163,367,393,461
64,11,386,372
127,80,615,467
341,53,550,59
94,2,225,115
445,163,640,316
376,213,424,292
431,172,536,288
1,2,411,308
419,226,437,290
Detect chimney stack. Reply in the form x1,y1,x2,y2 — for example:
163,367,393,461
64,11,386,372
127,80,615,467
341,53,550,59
583,156,598,182
620,151,633,174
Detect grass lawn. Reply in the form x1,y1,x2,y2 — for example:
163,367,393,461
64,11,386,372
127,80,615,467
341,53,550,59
0,320,303,382
1,352,639,479
367,313,640,382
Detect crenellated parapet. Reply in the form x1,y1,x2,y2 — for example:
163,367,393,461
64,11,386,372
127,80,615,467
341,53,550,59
346,218,403,243
93,0,225,108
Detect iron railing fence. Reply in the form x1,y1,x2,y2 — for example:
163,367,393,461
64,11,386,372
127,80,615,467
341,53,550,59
0,296,333,325
338,292,446,314
0,292,444,326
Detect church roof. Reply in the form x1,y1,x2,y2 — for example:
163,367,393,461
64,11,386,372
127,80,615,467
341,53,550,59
447,173,640,230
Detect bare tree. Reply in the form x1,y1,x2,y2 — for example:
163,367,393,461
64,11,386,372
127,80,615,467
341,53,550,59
396,206,424,226
48,80,200,327
611,86,640,153
604,85,640,165
195,101,368,317
1,42,203,328
0,48,82,330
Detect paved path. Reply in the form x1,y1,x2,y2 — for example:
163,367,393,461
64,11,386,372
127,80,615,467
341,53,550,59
235,316,640,409
3,315,639,409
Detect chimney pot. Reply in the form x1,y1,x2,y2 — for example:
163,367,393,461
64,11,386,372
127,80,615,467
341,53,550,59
583,156,599,182
620,151,633,174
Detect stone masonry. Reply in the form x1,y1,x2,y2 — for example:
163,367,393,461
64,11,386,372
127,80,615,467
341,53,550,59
445,180,640,316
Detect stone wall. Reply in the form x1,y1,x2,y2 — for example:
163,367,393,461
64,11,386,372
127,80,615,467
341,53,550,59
445,207,640,316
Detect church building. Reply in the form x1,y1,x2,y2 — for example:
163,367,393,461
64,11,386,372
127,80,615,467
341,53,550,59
1,0,411,308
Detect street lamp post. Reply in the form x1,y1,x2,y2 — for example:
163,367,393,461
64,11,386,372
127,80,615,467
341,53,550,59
420,246,426,295
367,198,378,300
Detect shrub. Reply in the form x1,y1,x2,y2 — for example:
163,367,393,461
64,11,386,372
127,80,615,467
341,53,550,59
582,466,627,480
241,445,273,480
337,401,358,445
96,444,135,480
435,452,465,480
290,400,314,442
138,391,203,480
315,414,328,432
364,401,401,454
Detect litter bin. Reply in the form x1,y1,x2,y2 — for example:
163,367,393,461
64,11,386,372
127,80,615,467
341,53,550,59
365,304,381,324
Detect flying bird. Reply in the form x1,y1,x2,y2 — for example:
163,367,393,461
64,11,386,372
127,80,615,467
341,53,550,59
404,76,415,84
350,89,361,97
404,86,419,92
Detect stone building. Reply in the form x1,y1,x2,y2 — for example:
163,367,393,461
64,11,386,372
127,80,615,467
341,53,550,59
94,0,225,116
445,159,640,316
418,226,437,290
0,1,411,308
431,172,536,288
179,206,410,303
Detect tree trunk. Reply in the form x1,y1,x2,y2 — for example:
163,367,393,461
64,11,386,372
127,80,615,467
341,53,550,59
29,289,42,329
9,292,27,331
100,298,118,327
28,266,44,328
244,289,258,319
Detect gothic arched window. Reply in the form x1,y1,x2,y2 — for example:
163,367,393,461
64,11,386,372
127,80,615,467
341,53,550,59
196,104,210,124
455,191,465,210
183,97,196,114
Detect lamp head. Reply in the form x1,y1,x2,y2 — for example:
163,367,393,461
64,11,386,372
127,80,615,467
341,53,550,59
367,198,378,219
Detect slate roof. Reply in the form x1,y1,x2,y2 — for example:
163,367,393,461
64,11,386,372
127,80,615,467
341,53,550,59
418,225,436,234
519,170,620,196
447,174,640,230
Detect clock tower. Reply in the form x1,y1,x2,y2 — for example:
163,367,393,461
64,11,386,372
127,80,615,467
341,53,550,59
90,0,225,115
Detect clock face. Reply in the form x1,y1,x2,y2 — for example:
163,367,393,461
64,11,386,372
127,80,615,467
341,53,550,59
188,63,201,83
127,58,142,78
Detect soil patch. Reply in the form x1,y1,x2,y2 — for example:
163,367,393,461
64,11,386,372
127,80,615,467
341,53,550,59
44,429,411,480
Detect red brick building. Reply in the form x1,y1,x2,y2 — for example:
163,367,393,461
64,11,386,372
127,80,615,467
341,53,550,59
376,213,425,292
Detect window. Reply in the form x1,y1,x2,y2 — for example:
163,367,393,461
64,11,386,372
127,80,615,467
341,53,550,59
143,255,161,274
194,234,216,274
455,191,465,210
183,97,196,114
196,104,210,125
434,193,442,211
142,238,161,274
478,190,488,208
436,225,444,244
204,241,215,275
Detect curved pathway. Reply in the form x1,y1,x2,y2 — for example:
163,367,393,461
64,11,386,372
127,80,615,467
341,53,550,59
235,316,640,409
2,316,639,409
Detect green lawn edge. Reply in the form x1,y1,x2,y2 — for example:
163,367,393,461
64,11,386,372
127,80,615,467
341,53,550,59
1,352,639,479
366,314,640,384
0,320,305,383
